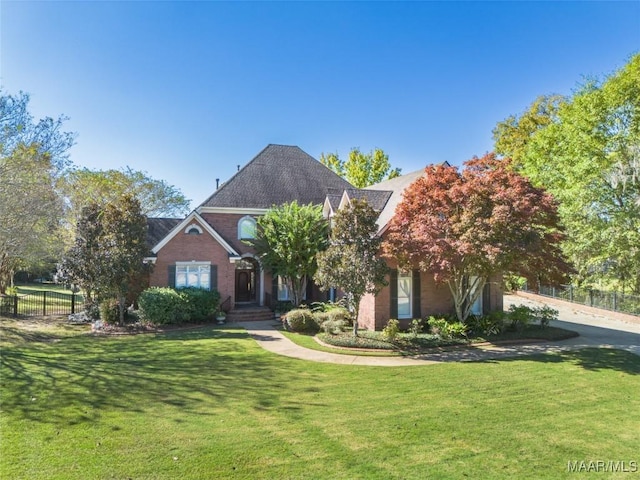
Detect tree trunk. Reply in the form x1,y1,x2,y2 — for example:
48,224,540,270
118,294,126,325
351,294,361,336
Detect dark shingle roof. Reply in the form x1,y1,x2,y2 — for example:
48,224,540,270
146,217,182,250
199,144,353,209
344,188,393,212
325,194,342,213
365,169,427,232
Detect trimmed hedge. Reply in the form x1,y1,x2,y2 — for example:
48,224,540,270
284,308,319,333
138,287,220,325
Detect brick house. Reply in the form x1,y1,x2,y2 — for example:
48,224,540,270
147,144,353,321
147,144,503,327
324,171,503,331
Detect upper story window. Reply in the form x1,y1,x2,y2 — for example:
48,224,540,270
238,216,257,240
184,224,203,235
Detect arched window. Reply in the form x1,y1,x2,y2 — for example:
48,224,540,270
184,224,203,235
238,216,257,239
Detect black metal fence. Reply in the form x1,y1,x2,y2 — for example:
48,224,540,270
524,284,640,317
0,290,84,317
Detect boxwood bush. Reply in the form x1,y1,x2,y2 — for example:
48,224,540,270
138,287,221,325
138,287,188,325
179,287,220,322
284,308,319,333
99,298,120,324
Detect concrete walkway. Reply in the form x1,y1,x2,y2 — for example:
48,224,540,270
238,295,640,366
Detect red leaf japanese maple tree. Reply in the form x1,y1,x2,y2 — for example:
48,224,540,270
384,153,571,322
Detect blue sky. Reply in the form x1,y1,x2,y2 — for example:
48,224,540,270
2,1,638,210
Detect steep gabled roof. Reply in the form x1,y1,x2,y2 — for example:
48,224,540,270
199,144,353,210
365,161,450,234
364,168,427,233
150,211,239,257
341,188,393,212
146,217,182,249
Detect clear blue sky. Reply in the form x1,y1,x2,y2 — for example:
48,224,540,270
2,1,638,211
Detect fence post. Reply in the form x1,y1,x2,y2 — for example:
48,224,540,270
71,293,76,314
612,292,617,312
13,295,18,317
589,290,594,307
569,285,573,303
43,291,47,316
552,287,556,298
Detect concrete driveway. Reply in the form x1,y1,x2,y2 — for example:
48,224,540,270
504,294,640,357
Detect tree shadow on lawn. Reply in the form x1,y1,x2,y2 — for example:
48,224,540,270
1,325,325,426
475,347,640,376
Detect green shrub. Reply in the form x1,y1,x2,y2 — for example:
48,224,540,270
408,319,424,338
466,312,505,337
99,298,120,324
178,287,220,322
138,287,188,325
322,319,347,335
507,304,535,331
313,311,331,326
428,316,467,339
382,319,400,341
534,305,558,328
285,308,319,333
318,331,397,350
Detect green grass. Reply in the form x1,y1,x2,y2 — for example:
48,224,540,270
2,317,639,479
14,283,77,294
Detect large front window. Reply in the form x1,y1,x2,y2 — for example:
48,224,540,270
397,272,412,319
176,263,211,289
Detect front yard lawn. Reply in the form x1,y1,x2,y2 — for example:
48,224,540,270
1,316,639,479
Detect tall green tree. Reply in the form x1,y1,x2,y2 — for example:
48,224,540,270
500,54,640,292
0,145,64,292
493,95,565,165
59,203,105,304
100,195,149,324
315,199,389,335
0,90,75,291
0,89,75,168
248,201,328,306
320,148,401,188
61,167,190,219
60,195,148,323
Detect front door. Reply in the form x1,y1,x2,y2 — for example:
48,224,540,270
235,270,255,302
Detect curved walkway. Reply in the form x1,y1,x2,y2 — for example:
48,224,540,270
239,294,640,366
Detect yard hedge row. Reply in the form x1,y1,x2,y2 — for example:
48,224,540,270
138,287,221,325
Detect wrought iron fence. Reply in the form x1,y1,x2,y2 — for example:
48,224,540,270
0,290,84,317
524,284,640,317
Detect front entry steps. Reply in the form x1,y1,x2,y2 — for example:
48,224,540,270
227,306,275,322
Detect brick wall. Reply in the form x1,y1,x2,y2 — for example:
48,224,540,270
200,212,256,256
149,219,236,307
358,261,507,330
